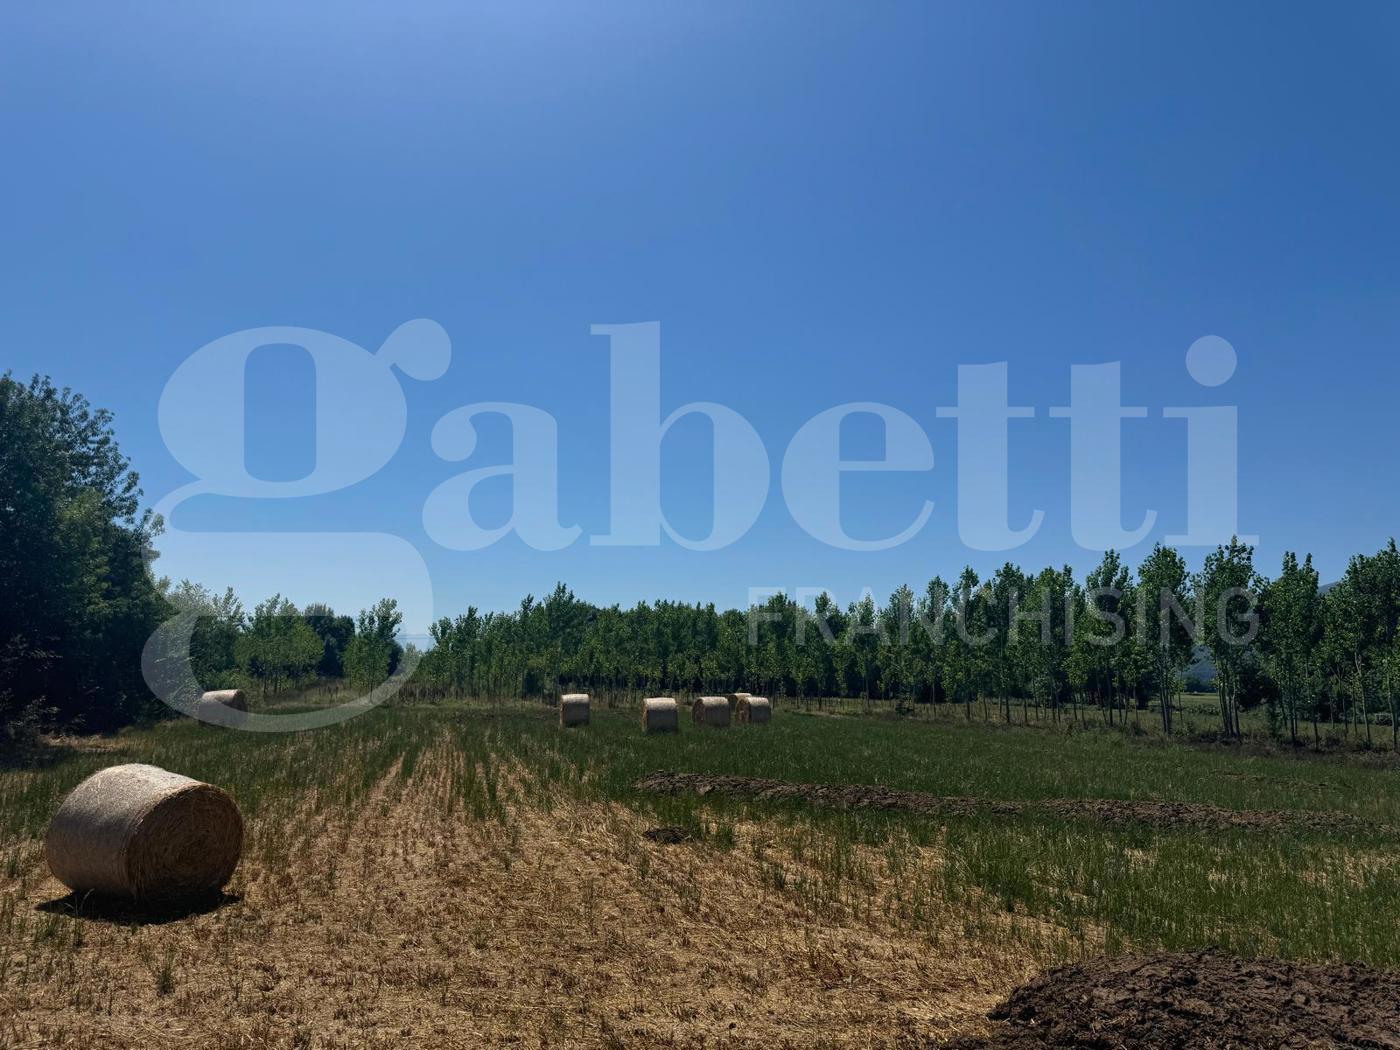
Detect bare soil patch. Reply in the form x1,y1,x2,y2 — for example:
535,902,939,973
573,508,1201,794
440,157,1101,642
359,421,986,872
636,771,1369,834
942,948,1400,1048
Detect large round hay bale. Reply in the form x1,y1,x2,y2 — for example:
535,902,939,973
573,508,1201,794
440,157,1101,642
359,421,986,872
737,696,772,724
200,689,247,709
193,689,248,726
45,764,244,901
642,697,679,734
692,696,731,728
560,693,591,727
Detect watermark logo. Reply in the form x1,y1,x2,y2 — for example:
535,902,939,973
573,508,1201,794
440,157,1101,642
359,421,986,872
145,319,1250,730
145,321,447,731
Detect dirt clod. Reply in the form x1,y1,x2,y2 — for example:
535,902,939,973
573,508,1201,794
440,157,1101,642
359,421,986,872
636,771,1371,833
942,948,1400,1048
642,824,694,844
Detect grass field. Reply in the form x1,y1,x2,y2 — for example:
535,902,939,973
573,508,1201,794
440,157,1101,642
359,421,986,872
2,700,1398,1047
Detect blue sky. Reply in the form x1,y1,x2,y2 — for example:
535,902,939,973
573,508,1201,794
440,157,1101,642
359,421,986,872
4,2,1399,633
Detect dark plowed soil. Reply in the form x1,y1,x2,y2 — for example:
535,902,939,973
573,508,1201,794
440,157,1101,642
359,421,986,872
635,771,1371,833
942,949,1400,1048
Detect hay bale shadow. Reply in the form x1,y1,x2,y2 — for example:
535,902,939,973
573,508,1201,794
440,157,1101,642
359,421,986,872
36,889,240,926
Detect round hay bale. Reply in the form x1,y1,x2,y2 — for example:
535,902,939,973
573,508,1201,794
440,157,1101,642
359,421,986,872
193,689,248,727
642,697,679,734
692,696,731,728
45,764,244,901
560,693,591,727
200,689,247,709
737,696,772,724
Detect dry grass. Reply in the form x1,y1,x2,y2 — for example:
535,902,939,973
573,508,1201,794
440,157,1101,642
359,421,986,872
0,733,1044,1049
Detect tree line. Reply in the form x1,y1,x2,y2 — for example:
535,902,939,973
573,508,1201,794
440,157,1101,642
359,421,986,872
0,373,403,742
7,370,1400,749
405,539,1400,748
169,583,405,700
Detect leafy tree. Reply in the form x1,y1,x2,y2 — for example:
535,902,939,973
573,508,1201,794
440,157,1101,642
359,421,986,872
880,585,916,710
846,593,882,707
343,598,404,692
1324,556,1386,745
1259,552,1321,743
1371,541,1400,750
164,580,245,688
943,568,990,721
1197,537,1262,738
0,374,166,732
1071,550,1132,724
1015,564,1073,723
990,563,1030,722
912,576,950,705
1136,544,1194,734
303,602,355,678
236,595,323,695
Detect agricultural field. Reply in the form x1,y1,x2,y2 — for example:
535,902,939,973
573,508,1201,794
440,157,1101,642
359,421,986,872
3,699,1399,1048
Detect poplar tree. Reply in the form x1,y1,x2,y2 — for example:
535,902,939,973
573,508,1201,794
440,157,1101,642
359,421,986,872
1136,544,1194,734
1259,552,1321,743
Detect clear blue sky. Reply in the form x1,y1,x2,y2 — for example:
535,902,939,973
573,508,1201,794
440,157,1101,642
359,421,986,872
4,2,1399,634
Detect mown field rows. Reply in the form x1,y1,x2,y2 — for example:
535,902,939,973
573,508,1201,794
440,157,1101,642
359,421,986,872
2,701,1398,1046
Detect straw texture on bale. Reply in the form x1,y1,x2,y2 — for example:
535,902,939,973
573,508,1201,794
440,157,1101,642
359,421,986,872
641,697,679,733
193,688,248,726
559,693,591,727
45,764,244,901
692,696,731,728
736,696,772,724
725,692,751,712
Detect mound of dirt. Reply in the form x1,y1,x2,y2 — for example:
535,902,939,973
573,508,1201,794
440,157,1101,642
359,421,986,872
943,949,1400,1048
635,771,1371,834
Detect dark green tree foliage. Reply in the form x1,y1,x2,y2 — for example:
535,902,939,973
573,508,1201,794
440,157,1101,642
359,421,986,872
1197,538,1262,738
163,580,246,689
303,602,355,678
0,374,166,732
235,595,324,696
1320,542,1400,748
1069,550,1134,724
1259,552,1321,743
16,371,1400,748
1375,542,1400,749
343,598,404,691
1136,544,1195,734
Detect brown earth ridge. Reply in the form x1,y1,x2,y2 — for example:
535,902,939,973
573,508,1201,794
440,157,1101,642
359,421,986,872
940,948,1400,1049
635,771,1381,834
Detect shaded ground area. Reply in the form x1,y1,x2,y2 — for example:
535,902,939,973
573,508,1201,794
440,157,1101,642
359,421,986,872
636,771,1372,833
35,889,239,927
943,948,1400,1048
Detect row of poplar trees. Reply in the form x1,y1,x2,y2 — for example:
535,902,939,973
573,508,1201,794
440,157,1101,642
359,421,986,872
411,541,1400,747
7,370,1400,746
